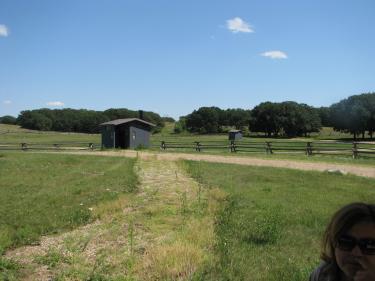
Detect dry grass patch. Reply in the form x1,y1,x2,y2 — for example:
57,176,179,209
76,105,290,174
140,241,204,281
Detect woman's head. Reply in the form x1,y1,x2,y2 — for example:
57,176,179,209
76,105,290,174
321,202,375,280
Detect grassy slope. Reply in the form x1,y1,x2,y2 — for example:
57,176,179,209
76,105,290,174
0,124,100,144
184,161,375,281
0,152,137,253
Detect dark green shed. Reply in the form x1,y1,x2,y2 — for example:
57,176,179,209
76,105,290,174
100,118,155,149
228,129,242,140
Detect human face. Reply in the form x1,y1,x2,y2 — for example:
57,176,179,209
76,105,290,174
335,222,375,281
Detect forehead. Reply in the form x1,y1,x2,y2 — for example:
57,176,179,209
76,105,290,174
347,222,375,238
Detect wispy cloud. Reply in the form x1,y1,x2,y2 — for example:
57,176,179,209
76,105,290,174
46,101,65,107
0,25,9,37
261,50,288,59
226,17,253,33
3,100,12,105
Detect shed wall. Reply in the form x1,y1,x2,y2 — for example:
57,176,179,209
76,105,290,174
129,125,151,148
229,132,243,140
101,125,115,148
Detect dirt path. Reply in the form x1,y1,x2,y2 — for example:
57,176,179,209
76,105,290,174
5,157,203,280
51,150,375,178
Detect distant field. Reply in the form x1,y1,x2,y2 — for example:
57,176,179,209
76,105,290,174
0,152,137,253
2,124,374,165
0,124,100,144
184,161,375,281
154,124,371,141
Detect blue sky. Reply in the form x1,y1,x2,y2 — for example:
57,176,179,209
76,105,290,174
1,0,374,120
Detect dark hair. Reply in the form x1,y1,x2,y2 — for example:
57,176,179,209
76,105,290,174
319,202,375,280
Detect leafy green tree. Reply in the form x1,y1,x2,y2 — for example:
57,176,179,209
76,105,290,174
250,102,321,137
330,93,375,139
317,107,333,127
226,109,251,129
0,115,17,125
17,108,164,134
17,111,52,131
185,107,221,134
162,116,175,123
174,117,187,133
250,102,282,136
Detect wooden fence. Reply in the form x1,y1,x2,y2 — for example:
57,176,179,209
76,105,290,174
0,142,100,151
155,140,375,159
2,139,374,159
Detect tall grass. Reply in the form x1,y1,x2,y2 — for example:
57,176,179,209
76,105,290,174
184,161,375,280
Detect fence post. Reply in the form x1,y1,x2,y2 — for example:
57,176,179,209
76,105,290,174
306,142,313,156
21,143,27,151
230,141,236,153
161,141,166,150
266,142,273,154
195,141,201,152
352,142,358,159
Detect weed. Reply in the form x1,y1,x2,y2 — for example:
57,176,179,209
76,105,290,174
128,220,135,256
34,248,71,269
0,257,20,281
180,191,188,218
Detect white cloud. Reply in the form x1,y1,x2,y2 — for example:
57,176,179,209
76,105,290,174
46,101,65,107
226,17,254,33
0,25,9,37
3,100,12,105
261,50,288,59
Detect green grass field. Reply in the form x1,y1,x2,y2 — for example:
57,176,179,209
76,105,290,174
0,152,137,253
0,148,374,280
184,161,375,281
0,124,100,144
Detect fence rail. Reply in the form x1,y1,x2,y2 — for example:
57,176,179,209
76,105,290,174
0,142,100,151
1,140,374,159
156,140,375,159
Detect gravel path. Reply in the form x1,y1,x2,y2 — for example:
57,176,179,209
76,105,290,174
54,150,375,179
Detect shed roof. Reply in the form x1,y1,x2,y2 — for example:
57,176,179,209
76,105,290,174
229,129,242,133
100,118,156,127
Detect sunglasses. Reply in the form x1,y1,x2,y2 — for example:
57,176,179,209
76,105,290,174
337,235,375,255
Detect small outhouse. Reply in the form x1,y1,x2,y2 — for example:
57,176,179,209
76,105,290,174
100,118,155,149
228,129,242,141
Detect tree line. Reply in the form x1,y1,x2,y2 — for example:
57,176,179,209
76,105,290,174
11,108,165,134
1,92,374,139
176,92,375,139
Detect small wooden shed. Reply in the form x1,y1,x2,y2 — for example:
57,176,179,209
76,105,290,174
228,129,242,141
100,118,155,149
